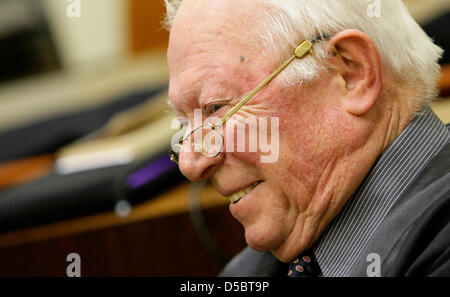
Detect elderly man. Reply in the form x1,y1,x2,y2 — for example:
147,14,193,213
164,0,449,277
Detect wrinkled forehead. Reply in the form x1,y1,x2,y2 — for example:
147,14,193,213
172,0,266,32
168,0,266,67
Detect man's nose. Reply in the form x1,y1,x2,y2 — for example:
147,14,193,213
178,143,224,182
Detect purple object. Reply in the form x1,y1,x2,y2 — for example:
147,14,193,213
126,155,177,189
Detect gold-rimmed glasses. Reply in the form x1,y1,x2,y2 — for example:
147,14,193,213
168,37,325,164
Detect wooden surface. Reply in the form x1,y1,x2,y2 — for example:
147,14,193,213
0,182,246,276
0,182,229,249
129,0,170,54
0,155,54,190
439,65,450,97
0,205,245,277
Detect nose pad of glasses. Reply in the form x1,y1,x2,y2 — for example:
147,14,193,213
191,142,203,153
190,136,223,157
201,129,224,158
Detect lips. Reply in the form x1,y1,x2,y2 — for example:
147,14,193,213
226,181,262,204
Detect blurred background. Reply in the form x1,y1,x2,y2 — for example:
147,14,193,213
0,0,448,276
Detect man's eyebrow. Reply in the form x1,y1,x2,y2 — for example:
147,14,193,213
167,82,203,115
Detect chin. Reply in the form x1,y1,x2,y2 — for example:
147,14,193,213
242,216,313,263
243,223,286,253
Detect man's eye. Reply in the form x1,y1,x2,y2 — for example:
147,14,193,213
205,104,224,114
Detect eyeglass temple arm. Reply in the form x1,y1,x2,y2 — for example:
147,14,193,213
214,39,315,128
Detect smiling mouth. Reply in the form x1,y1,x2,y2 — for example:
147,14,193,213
227,181,262,204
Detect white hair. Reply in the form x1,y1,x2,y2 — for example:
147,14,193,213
164,0,443,110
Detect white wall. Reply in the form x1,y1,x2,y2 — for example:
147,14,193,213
41,0,128,72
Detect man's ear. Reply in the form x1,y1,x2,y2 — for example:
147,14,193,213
328,29,382,116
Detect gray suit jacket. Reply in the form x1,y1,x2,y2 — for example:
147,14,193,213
220,142,450,277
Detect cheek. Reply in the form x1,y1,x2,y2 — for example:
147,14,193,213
271,99,341,204
223,115,278,165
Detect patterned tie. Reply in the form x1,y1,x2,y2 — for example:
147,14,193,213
287,249,322,277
